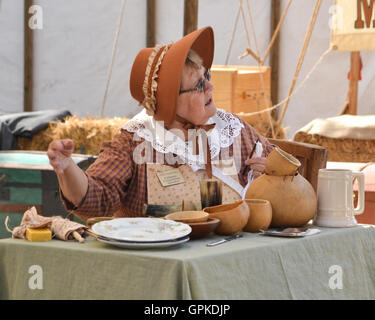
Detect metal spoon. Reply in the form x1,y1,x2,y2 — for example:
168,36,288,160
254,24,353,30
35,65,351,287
206,233,243,247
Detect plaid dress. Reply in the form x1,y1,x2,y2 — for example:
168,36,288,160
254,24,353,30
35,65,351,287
62,116,274,221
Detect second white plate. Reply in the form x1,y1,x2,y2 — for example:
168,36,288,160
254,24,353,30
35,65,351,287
97,236,190,249
92,217,192,242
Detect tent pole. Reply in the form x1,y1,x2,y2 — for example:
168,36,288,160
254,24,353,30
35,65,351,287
348,51,360,115
24,0,34,112
147,0,156,47
184,0,198,36
270,0,281,120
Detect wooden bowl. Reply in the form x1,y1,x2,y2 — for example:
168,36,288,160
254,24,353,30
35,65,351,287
188,218,220,239
244,199,272,233
86,217,114,229
165,211,209,223
265,147,301,176
203,200,250,235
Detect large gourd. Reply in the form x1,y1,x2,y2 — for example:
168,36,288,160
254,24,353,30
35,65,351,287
246,147,317,227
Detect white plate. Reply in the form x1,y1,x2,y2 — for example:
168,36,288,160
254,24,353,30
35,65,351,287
92,217,192,242
97,236,190,249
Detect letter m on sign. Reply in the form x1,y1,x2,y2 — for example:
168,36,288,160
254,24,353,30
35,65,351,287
355,0,375,28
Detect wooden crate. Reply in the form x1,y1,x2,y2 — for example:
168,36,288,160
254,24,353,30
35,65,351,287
210,65,271,124
0,151,96,238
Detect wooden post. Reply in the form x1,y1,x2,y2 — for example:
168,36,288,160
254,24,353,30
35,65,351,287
348,51,360,115
147,0,156,47
184,0,198,36
270,0,281,120
24,0,34,112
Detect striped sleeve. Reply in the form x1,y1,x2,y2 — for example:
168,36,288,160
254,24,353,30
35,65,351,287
61,130,134,221
237,117,275,186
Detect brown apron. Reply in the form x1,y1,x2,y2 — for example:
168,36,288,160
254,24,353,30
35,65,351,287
146,160,242,210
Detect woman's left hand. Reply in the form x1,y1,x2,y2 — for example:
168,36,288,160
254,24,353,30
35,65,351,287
245,157,266,179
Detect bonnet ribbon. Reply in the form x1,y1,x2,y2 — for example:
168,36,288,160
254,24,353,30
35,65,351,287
174,114,216,179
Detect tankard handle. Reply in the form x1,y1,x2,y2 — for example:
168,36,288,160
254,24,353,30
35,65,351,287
353,171,365,215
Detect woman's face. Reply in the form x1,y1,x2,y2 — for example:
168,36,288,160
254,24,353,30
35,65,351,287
176,65,217,125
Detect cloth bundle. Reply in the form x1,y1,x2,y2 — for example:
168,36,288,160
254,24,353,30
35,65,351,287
294,115,375,140
0,109,71,150
8,206,88,242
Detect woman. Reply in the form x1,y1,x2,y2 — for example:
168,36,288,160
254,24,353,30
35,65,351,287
47,26,274,221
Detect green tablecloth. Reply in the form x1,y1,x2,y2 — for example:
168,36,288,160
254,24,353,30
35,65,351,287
1,225,375,300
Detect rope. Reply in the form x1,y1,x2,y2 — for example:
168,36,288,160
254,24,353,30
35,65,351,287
226,0,291,137
100,0,127,118
4,216,13,233
239,0,252,53
277,0,322,127
262,0,293,65
229,0,293,66
225,5,241,65
223,0,325,136
238,0,262,63
246,0,259,57
245,0,276,137
239,46,331,118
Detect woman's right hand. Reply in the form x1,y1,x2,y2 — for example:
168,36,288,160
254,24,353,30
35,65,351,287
47,139,75,175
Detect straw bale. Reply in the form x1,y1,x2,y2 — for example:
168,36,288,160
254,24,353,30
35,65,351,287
294,132,375,162
17,116,129,155
17,125,55,152
50,116,128,155
236,112,286,139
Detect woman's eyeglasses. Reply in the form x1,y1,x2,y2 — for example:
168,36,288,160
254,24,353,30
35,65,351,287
179,69,211,95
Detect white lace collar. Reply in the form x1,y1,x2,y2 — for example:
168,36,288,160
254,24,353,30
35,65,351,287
122,108,244,166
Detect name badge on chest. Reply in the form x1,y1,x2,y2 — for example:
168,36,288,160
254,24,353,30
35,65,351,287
156,168,186,187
